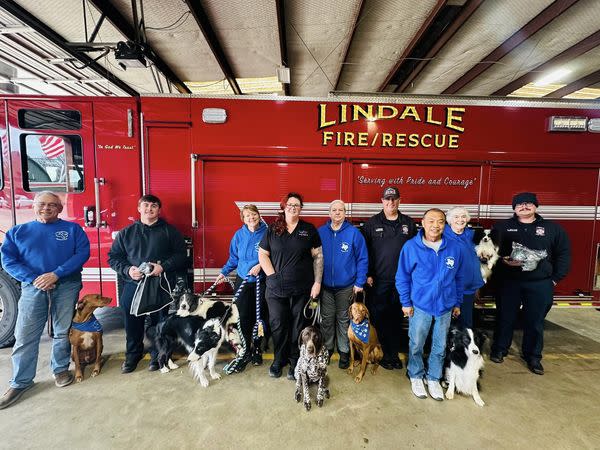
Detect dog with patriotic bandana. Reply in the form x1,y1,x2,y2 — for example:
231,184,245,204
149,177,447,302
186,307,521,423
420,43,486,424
347,302,383,383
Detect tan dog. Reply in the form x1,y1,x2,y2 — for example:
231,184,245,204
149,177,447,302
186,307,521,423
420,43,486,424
69,294,111,382
347,302,383,383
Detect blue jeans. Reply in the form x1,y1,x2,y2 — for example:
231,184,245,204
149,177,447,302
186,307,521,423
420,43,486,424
407,306,452,381
10,280,82,389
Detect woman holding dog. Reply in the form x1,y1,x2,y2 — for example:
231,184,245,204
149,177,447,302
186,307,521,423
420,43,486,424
445,206,484,328
216,204,268,369
259,192,323,380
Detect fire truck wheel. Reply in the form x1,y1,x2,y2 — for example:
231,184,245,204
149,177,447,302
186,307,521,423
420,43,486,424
0,270,20,348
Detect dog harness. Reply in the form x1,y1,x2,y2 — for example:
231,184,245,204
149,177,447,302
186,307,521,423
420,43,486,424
351,318,370,344
71,314,103,333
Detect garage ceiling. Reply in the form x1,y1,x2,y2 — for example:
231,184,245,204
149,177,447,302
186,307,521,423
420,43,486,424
1,0,599,99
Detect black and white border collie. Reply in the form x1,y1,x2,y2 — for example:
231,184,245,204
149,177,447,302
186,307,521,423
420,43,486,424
146,315,206,373
444,326,487,407
187,318,226,387
475,230,500,283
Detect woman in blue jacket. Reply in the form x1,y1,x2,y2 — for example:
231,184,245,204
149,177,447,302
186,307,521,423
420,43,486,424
445,206,484,328
318,200,368,369
216,204,268,368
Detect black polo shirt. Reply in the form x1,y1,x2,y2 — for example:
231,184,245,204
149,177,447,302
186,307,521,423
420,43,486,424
260,220,322,296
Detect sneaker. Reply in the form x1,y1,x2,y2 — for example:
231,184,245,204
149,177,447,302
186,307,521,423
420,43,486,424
287,364,296,381
426,379,444,401
54,370,74,388
269,362,282,378
251,350,263,366
338,352,350,370
490,351,504,364
0,385,34,410
380,358,395,370
527,359,544,375
410,378,428,399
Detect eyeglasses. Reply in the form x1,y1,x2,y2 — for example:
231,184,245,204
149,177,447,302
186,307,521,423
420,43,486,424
286,203,302,209
35,202,59,208
516,202,535,208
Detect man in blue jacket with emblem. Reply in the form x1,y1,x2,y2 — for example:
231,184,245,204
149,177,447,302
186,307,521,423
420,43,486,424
396,208,464,401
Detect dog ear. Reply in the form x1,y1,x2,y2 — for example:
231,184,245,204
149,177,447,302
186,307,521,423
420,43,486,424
474,329,488,349
347,304,354,319
362,304,370,319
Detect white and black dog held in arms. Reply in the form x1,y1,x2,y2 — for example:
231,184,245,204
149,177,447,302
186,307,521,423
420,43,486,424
475,229,500,283
294,326,330,411
187,318,226,387
444,326,487,407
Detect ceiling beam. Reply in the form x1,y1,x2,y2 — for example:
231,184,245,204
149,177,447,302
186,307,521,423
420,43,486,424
333,0,365,91
184,0,241,95
1,0,138,96
544,68,600,98
275,0,289,96
378,0,446,91
87,0,190,94
443,0,579,94
395,0,483,93
492,29,600,96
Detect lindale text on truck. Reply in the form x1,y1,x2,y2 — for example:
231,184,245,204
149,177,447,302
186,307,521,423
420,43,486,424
318,103,465,150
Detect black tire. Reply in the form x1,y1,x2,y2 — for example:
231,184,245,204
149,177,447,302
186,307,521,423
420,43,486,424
0,270,20,348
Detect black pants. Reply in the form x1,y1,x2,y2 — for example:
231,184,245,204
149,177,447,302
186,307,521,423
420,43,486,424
366,281,403,360
266,290,307,366
492,278,554,361
120,282,164,361
234,276,268,352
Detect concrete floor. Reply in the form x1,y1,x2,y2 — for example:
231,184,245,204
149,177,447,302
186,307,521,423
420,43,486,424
1,308,599,449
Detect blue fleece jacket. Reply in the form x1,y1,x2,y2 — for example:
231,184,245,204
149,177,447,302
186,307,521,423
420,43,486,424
395,230,464,317
221,221,267,282
1,219,90,284
444,224,484,295
318,220,368,289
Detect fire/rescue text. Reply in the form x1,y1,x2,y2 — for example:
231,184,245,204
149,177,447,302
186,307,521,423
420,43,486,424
321,131,459,149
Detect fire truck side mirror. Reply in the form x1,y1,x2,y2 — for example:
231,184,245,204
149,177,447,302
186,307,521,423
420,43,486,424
84,206,96,228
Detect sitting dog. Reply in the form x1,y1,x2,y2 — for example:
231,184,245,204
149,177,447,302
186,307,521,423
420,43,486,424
147,314,206,373
69,294,112,382
444,326,487,407
347,302,383,383
294,326,329,411
187,318,226,387
475,229,499,283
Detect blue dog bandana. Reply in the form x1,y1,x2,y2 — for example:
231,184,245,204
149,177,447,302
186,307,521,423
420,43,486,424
71,315,103,333
351,319,369,344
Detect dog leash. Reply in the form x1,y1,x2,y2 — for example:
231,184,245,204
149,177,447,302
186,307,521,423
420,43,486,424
303,296,321,326
252,275,265,340
222,276,250,375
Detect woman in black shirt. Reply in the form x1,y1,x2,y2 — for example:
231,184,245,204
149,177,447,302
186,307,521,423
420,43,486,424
259,192,323,379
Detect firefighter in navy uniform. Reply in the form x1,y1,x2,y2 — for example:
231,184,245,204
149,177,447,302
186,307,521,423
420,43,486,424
490,192,571,375
363,186,417,370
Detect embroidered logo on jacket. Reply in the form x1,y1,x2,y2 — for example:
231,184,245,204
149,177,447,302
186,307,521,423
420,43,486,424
298,230,309,237
55,231,69,241
506,229,518,232
445,257,455,269
402,224,409,234
535,227,545,236
340,242,350,252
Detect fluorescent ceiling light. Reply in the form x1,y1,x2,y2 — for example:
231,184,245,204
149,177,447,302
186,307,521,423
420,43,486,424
534,68,571,86
0,26,33,34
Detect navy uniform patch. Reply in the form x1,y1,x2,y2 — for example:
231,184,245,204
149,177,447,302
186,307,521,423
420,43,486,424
535,227,545,236
402,224,409,234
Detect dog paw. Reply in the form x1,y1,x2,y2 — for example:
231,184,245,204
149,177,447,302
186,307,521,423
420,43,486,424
167,359,179,369
91,370,99,377
325,389,330,399
317,398,323,408
475,398,485,407
354,375,363,383
199,377,209,388
210,372,221,380
445,391,454,400
304,401,311,411
347,367,354,375
295,390,302,403
75,376,83,383
160,367,170,374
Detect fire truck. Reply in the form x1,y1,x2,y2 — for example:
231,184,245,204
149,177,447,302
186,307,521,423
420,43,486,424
0,93,599,347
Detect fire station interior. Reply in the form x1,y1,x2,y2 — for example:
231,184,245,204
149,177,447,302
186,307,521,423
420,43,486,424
1,1,600,448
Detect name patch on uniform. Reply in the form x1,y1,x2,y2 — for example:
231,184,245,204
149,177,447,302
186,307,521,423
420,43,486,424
340,242,350,252
445,257,455,269
55,231,69,241
506,229,518,232
402,224,409,234
535,227,545,236
375,228,383,232
298,230,309,237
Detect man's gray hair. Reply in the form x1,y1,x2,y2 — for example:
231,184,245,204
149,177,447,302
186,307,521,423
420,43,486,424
33,191,62,205
329,199,345,211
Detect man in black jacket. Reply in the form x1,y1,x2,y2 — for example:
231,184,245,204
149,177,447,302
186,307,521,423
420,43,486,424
363,186,417,370
108,194,187,373
490,192,571,375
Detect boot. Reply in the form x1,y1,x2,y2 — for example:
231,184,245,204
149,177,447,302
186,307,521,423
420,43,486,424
338,352,350,370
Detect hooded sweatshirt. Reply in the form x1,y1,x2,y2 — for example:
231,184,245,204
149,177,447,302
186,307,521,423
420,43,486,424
444,224,484,295
221,221,267,282
318,220,368,289
395,230,464,317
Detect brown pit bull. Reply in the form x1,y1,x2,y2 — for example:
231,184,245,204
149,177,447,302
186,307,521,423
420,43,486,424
69,294,111,382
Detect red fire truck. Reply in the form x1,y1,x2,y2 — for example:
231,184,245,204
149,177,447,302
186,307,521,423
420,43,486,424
0,93,599,347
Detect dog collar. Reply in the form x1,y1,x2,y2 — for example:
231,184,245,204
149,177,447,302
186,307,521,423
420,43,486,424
72,314,103,333
351,319,369,344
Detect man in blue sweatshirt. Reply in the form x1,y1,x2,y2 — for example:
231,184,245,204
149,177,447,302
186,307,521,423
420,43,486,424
318,200,369,369
0,191,90,410
396,208,464,401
